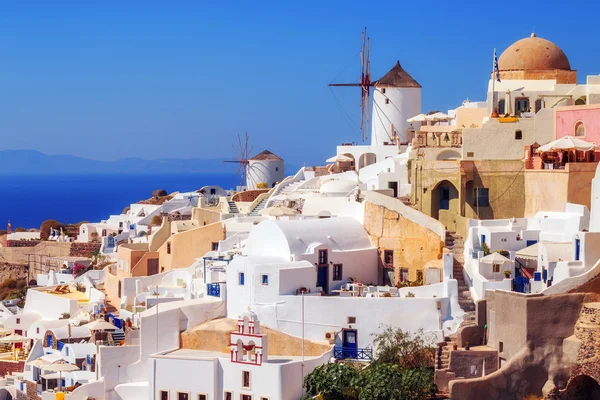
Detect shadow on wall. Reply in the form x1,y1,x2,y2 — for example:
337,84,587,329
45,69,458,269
557,375,600,400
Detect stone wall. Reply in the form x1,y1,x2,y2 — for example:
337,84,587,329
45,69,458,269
448,348,498,379
69,242,101,257
0,360,25,377
570,303,600,384
231,189,269,202
25,380,39,400
363,195,444,283
5,240,40,248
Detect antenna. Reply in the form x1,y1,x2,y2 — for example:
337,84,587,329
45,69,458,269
329,27,373,142
223,133,253,190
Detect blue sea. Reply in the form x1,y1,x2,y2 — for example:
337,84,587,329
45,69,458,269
0,174,235,229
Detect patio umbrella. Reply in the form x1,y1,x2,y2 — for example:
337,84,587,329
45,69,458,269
0,333,29,360
326,154,354,163
43,361,80,391
479,252,511,264
84,320,115,331
406,113,427,123
27,358,50,368
425,112,454,122
259,205,298,218
538,136,596,152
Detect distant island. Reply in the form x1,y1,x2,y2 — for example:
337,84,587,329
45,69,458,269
0,150,299,175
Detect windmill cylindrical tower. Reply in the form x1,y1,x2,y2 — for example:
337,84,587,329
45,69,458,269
246,150,284,190
371,61,422,146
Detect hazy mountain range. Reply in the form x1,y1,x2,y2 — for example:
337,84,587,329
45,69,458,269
0,150,299,175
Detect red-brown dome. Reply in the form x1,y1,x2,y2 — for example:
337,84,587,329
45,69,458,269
498,33,571,71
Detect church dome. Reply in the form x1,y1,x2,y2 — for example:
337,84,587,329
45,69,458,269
498,33,571,71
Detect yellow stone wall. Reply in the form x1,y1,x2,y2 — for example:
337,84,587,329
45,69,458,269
363,201,443,283
412,159,526,221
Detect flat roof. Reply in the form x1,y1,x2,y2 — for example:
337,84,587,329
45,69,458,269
158,348,320,363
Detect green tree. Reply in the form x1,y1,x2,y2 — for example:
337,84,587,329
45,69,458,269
372,326,435,369
354,363,404,400
302,362,360,400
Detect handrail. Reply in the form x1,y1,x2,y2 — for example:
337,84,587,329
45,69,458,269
265,167,305,208
333,346,373,361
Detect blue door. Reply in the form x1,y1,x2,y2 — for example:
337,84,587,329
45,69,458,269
343,329,358,358
47,335,53,347
481,234,486,246
440,187,450,210
526,240,537,247
317,266,328,293
575,239,581,261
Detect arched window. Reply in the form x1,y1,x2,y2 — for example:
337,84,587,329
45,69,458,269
497,99,505,115
575,121,585,137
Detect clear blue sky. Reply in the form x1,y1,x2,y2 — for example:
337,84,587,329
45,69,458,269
1,0,598,166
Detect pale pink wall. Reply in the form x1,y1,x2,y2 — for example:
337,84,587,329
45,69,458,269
555,106,600,142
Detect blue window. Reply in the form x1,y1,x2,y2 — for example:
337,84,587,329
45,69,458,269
474,188,489,207
262,275,269,285
65,347,69,356
239,272,245,286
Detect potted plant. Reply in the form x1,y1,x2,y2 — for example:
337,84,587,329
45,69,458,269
465,342,470,350
504,270,512,279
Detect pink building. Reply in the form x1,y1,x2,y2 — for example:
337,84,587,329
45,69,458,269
555,104,600,143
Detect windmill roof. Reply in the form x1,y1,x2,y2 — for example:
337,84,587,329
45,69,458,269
376,61,421,88
250,150,283,161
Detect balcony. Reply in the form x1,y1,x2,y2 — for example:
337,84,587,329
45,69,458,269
414,131,462,149
334,346,373,361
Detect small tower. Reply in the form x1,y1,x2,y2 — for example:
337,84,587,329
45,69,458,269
230,311,268,365
247,150,284,190
371,61,422,146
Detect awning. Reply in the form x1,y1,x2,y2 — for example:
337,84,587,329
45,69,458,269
515,243,539,261
326,155,354,163
538,136,596,152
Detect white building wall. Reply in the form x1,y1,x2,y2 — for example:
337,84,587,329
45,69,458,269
247,159,284,190
371,87,421,145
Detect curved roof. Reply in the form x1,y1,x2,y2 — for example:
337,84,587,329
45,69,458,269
249,150,283,161
48,326,91,340
375,61,421,88
244,217,374,258
498,33,571,71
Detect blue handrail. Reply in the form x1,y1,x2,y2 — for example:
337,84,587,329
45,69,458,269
333,346,373,361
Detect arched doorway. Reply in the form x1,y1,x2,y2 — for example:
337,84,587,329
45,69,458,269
358,153,377,169
436,150,461,161
563,375,600,400
0,388,13,400
431,180,459,219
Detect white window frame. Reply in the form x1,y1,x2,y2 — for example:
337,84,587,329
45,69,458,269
242,370,251,389
176,391,191,400
223,391,233,400
197,394,208,400
158,390,170,400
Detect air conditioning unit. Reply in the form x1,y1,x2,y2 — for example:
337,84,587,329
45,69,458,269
324,331,337,344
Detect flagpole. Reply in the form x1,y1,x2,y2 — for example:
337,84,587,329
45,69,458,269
491,48,496,115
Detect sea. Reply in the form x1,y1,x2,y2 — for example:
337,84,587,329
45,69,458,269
0,173,236,230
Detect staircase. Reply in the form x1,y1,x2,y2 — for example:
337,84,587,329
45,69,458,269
249,198,268,216
228,200,239,214
435,232,476,372
110,329,126,344
280,180,306,195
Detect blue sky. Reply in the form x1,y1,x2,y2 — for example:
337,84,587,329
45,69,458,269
1,0,598,166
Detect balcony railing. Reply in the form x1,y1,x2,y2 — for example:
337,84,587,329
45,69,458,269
334,346,373,361
207,283,221,297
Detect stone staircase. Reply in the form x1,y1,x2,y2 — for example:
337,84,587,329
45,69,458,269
228,200,239,214
281,180,306,195
436,231,476,379
249,198,268,216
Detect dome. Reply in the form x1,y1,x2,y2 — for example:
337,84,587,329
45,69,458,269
498,33,571,71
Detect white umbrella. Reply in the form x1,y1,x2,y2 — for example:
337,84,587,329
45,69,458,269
0,333,28,343
407,113,427,123
43,361,80,391
538,136,596,152
479,252,511,264
425,112,453,121
259,205,298,218
84,320,115,331
326,154,354,163
27,358,50,368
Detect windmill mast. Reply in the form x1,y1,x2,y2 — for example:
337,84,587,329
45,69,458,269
223,133,253,190
328,27,373,142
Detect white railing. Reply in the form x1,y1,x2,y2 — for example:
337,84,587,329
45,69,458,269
265,168,306,207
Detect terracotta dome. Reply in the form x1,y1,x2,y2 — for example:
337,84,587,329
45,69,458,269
498,33,571,71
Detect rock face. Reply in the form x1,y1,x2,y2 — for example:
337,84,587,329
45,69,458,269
570,303,600,384
0,263,28,283
152,189,168,198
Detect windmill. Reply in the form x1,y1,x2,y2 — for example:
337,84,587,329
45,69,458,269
223,133,253,190
329,27,373,142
